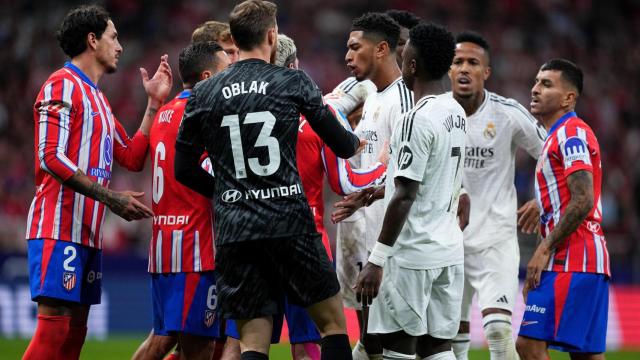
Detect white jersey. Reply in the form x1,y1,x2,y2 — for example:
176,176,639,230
353,77,412,243
385,94,467,269
454,90,546,253
325,77,377,116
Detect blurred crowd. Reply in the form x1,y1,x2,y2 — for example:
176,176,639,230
0,0,638,281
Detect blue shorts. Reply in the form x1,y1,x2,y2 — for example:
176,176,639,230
152,272,224,338
28,239,102,305
226,297,320,344
518,271,609,353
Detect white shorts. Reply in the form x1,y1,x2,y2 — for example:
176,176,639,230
460,240,519,321
335,217,367,309
368,257,464,339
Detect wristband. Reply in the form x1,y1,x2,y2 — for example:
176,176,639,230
368,242,393,267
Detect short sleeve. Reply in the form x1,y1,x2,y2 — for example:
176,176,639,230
393,114,433,182
557,126,595,176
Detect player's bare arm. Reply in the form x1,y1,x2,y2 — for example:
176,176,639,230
517,199,540,234
457,191,470,230
524,169,593,299
138,54,173,136
64,170,153,221
354,176,419,306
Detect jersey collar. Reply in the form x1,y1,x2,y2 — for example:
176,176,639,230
177,89,192,99
64,61,98,89
548,111,577,136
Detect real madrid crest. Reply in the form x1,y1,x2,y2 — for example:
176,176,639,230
373,106,381,122
483,121,496,139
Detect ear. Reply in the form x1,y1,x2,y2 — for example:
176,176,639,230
267,27,277,47
563,90,578,108
375,41,390,60
483,66,491,81
410,58,417,76
200,70,213,81
87,32,99,51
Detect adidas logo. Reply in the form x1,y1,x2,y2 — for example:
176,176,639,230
496,295,508,304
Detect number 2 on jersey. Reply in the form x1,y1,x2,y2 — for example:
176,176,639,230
221,111,281,179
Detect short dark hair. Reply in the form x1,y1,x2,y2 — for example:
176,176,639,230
179,41,225,86
56,5,110,58
351,12,401,50
540,59,584,95
229,0,277,51
191,21,231,43
456,30,490,63
409,22,455,80
385,10,421,30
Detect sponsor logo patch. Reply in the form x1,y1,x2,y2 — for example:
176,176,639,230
397,145,413,170
562,136,590,168
104,134,112,165
221,189,242,203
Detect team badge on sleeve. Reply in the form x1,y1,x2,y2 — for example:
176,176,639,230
63,272,76,291
204,309,216,328
562,136,590,168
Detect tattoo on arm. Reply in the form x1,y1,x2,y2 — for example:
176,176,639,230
138,106,159,136
64,170,127,211
544,170,594,250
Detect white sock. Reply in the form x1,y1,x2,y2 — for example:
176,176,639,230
382,348,415,359
352,340,370,360
482,313,518,360
422,350,456,360
452,333,470,360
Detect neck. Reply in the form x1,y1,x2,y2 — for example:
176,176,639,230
413,78,445,103
70,53,105,85
541,107,574,131
454,89,485,117
238,43,272,63
370,57,402,91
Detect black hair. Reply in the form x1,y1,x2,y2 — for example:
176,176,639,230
179,41,225,86
351,12,401,50
456,30,490,62
540,59,584,95
56,5,110,58
385,10,421,30
408,22,455,80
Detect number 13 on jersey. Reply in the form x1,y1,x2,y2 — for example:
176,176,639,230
221,111,281,179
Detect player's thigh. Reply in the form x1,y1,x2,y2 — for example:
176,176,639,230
427,264,464,340
28,238,102,306
471,242,519,314
368,257,430,336
152,272,224,339
335,219,367,309
284,298,321,344
271,233,341,310
215,242,280,319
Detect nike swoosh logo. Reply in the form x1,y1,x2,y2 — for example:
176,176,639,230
521,321,538,326
91,111,100,117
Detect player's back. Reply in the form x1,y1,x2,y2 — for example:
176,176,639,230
386,94,467,269
149,90,214,273
182,59,324,244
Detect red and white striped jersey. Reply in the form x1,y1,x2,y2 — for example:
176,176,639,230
148,90,215,273
296,105,386,255
26,62,149,248
535,111,609,276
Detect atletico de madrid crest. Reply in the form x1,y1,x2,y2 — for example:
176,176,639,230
204,310,215,328
63,272,76,291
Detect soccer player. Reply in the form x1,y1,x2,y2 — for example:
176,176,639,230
192,20,240,63
385,10,421,68
222,33,387,360
448,32,546,360
133,42,230,360
175,1,362,360
516,59,609,360
23,5,172,359
339,12,413,360
355,22,466,360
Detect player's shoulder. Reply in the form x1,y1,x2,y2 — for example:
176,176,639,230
380,77,412,112
486,90,532,119
563,116,598,141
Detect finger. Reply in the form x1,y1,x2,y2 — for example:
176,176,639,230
130,191,145,198
161,54,168,63
140,68,149,82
